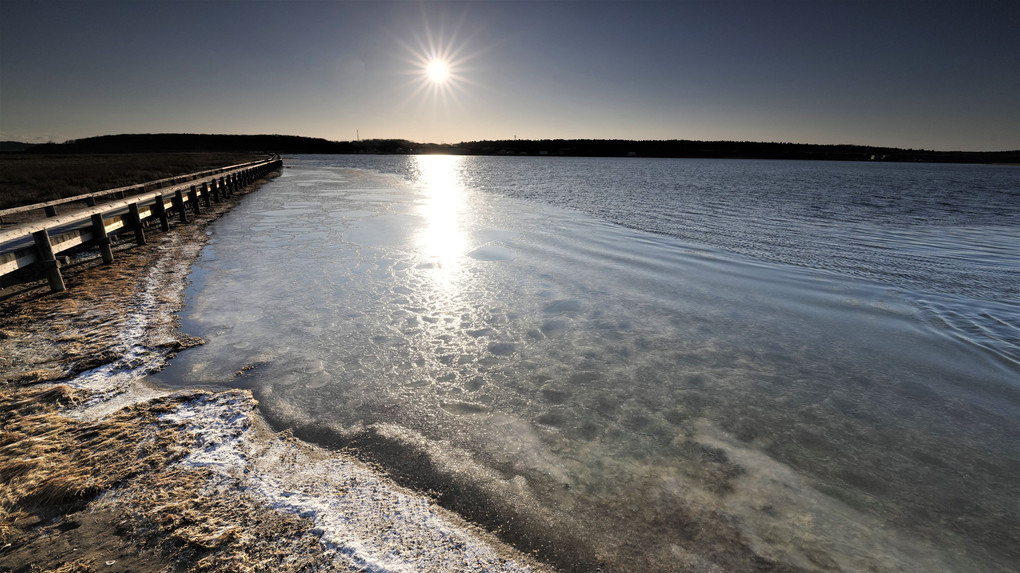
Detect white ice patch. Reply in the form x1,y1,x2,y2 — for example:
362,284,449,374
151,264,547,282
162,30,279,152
159,392,540,572
64,238,195,419
468,244,517,262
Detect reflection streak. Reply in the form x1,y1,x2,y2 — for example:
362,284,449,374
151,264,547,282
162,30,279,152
414,155,469,290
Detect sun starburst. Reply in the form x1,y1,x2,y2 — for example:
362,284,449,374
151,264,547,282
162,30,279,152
426,59,450,84
396,16,483,108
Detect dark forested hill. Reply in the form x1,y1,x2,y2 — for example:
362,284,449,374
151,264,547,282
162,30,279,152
25,134,360,154
453,139,1018,164
18,133,1018,164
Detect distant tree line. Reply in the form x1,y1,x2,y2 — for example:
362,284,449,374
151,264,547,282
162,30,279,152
7,133,1016,164
453,139,1018,163
20,134,359,155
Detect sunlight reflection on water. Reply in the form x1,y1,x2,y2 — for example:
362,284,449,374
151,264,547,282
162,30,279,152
153,157,1019,572
414,155,469,287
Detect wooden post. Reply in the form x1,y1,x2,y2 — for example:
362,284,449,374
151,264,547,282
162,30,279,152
153,194,170,231
32,229,66,293
189,186,202,215
174,189,188,223
86,196,97,207
91,214,114,264
211,179,221,203
44,206,57,217
128,203,147,246
202,182,212,208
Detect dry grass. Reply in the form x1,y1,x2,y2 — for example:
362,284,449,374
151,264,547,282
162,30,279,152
0,220,207,385
0,384,195,536
113,467,329,572
0,165,335,572
0,385,328,571
0,152,260,210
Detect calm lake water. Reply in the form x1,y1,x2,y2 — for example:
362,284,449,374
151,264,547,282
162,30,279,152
153,155,1019,572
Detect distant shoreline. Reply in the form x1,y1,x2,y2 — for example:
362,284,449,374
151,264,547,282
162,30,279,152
4,133,1017,165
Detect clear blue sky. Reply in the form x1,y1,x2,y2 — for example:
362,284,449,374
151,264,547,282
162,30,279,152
1,0,1017,150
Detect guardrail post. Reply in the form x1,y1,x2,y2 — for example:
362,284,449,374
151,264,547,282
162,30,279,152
86,196,97,207
44,206,57,217
90,214,114,264
174,189,189,223
153,194,170,231
189,185,202,215
210,180,221,203
128,203,147,246
32,229,66,293
202,182,212,208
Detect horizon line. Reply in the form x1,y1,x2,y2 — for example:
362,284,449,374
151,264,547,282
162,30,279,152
7,132,1019,154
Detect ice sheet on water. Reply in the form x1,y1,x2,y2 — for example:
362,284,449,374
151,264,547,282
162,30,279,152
64,236,199,419
152,157,1019,571
156,391,541,572
468,244,517,261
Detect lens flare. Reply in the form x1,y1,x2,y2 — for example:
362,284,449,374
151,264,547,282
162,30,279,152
396,15,486,109
426,59,450,84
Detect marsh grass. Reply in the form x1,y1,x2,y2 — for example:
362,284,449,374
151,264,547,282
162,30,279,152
0,384,327,571
0,384,194,535
114,465,329,570
0,166,334,572
0,152,260,210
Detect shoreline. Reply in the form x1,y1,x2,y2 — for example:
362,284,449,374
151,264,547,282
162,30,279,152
0,173,550,572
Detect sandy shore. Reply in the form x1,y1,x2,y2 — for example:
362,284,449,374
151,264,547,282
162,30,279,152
0,173,550,572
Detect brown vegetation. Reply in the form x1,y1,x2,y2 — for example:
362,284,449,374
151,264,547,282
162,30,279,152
0,384,328,572
0,163,548,572
0,153,260,210
0,167,326,572
0,229,197,385
0,384,192,536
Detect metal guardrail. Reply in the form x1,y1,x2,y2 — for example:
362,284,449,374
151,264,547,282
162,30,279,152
0,159,269,222
0,157,282,292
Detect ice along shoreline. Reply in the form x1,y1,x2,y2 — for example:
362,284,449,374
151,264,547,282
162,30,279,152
0,169,550,572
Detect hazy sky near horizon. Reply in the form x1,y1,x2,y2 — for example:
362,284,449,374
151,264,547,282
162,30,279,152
1,0,1017,151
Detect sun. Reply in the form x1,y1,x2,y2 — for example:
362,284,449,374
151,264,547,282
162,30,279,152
396,17,485,108
426,59,450,84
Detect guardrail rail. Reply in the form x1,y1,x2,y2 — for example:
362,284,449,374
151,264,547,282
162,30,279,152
0,157,282,293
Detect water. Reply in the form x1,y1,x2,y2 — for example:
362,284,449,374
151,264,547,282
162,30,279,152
152,155,1019,572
